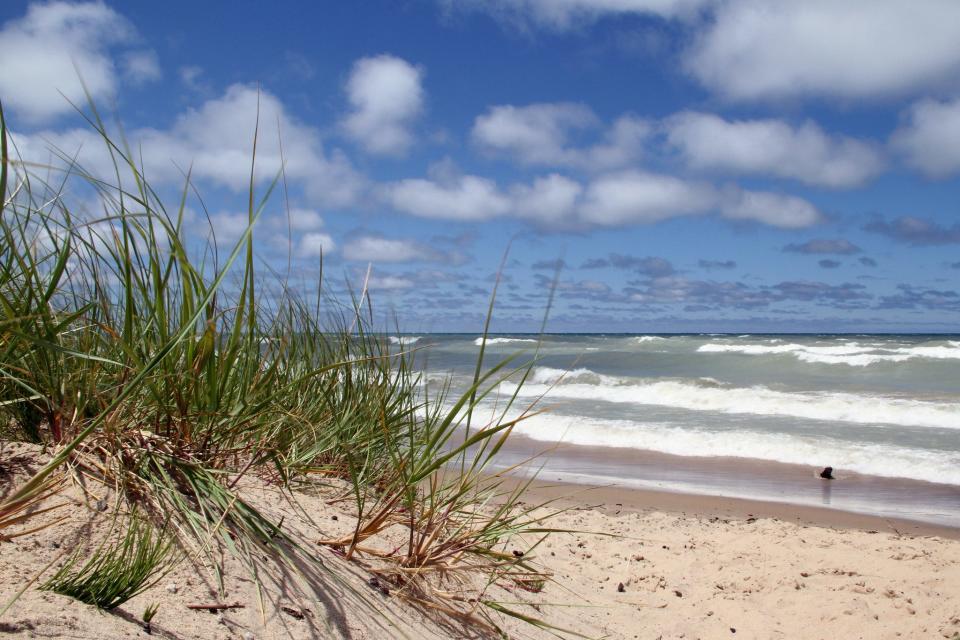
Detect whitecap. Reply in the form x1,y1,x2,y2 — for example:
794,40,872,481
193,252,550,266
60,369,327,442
509,412,960,486
502,368,960,430
474,337,538,346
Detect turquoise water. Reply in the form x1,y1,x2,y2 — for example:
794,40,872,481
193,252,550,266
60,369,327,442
398,333,960,524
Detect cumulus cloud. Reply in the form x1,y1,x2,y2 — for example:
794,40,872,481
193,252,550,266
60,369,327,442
342,235,466,264
665,112,883,187
366,274,416,291
510,174,582,225
719,190,821,229
783,239,861,255
891,98,960,178
342,54,424,156
383,169,820,230
863,216,960,246
205,212,255,247
385,174,511,221
121,50,161,85
685,0,960,102
200,206,335,260
578,170,715,226
0,1,158,123
14,84,365,208
283,208,327,232
440,0,710,30
472,103,649,169
298,232,337,258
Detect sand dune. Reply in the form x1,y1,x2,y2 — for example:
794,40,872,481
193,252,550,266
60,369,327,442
2,445,959,639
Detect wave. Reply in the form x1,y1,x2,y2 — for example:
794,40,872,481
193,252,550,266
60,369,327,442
697,340,960,366
504,367,960,430
510,412,960,486
474,337,538,346
634,336,665,343
389,336,421,346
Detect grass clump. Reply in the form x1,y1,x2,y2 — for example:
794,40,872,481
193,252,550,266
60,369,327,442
0,92,569,637
40,515,175,609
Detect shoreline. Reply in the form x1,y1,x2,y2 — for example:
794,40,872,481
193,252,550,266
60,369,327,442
491,433,960,532
508,476,960,540
4,441,960,639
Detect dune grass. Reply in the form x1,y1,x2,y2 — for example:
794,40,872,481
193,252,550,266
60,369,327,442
0,97,570,636
40,514,175,609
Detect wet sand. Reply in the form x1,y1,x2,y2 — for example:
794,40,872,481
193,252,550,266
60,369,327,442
493,433,960,529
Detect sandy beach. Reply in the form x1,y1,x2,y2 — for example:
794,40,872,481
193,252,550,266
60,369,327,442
3,442,959,640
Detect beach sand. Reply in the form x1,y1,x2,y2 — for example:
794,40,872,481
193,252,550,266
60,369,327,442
2,442,960,639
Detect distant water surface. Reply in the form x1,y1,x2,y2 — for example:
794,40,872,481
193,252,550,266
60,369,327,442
396,334,960,525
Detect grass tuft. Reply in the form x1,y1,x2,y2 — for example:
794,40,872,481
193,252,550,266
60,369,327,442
40,515,175,609
0,92,576,636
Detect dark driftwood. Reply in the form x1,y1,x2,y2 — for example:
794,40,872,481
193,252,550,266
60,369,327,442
186,602,245,611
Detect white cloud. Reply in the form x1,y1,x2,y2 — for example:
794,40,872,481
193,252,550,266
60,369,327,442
298,232,336,258
891,98,960,178
472,103,596,163
341,235,468,265
511,174,582,225
0,1,156,123
665,112,883,188
442,0,710,30
206,211,254,246
343,236,423,262
472,102,649,169
367,274,415,290
14,84,365,208
578,170,715,226
382,168,821,230
720,190,822,229
282,208,326,232
342,55,424,156
385,174,511,221
686,0,960,102
121,50,161,85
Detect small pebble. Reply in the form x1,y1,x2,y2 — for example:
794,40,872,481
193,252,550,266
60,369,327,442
165,582,178,594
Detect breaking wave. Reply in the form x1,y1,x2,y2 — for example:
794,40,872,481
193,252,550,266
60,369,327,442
511,412,960,486
504,367,960,430
697,340,960,367
474,337,538,346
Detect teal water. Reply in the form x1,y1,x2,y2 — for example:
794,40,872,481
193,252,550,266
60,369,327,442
397,333,960,525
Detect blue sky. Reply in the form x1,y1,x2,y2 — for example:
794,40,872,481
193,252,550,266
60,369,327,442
2,0,960,332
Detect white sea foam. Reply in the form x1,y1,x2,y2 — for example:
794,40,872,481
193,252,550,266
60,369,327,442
474,337,538,346
697,340,960,366
510,412,960,486
634,336,665,343
503,367,960,430
389,336,421,346
795,352,912,366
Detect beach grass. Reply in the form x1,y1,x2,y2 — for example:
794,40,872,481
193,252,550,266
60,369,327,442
0,97,567,635
40,514,175,609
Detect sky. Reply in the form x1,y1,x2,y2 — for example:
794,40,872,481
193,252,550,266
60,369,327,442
2,0,959,333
